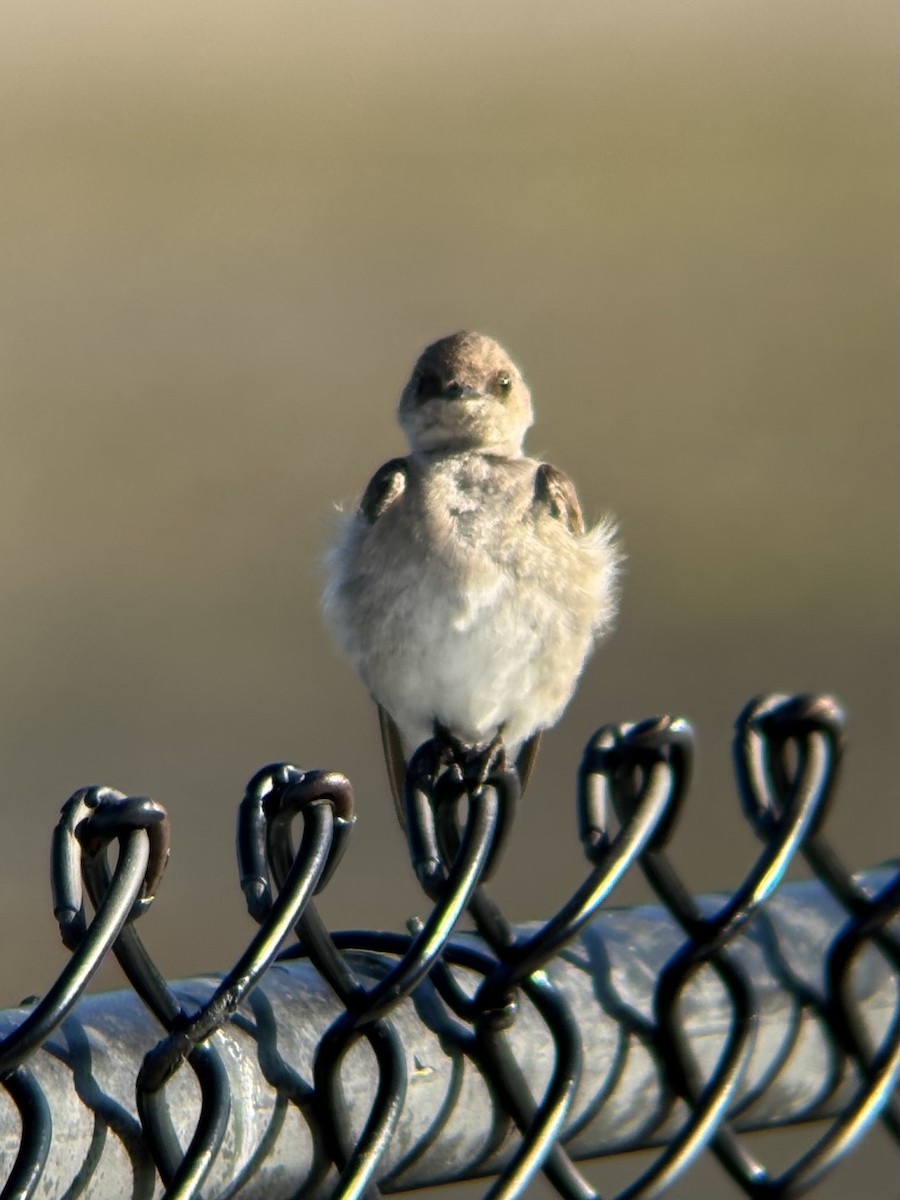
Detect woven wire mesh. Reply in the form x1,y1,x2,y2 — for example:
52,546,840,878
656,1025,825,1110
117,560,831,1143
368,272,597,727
0,692,897,1199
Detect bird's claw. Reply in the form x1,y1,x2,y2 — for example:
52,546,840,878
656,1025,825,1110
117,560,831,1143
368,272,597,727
466,732,507,795
431,723,508,796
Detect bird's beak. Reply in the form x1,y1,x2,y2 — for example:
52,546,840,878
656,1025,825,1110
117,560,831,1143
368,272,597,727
443,381,481,401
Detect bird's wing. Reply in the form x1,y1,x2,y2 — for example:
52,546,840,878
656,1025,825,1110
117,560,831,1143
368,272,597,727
358,458,409,523
533,463,586,535
363,463,408,824
377,704,408,826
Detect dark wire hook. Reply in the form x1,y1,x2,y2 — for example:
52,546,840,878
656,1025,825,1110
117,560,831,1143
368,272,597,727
744,695,900,959
137,763,350,1149
240,763,404,1200
584,717,754,1199
733,693,843,842
0,788,161,1081
0,787,166,1200
65,788,230,1200
728,694,900,1194
416,752,595,1200
311,790,504,1199
475,720,681,1200
486,715,686,998
488,719,689,1200
432,721,683,1200
137,765,354,1200
301,746,515,1199
632,696,843,1197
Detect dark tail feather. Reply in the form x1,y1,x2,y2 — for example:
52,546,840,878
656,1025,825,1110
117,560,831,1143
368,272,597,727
515,731,542,795
378,705,408,827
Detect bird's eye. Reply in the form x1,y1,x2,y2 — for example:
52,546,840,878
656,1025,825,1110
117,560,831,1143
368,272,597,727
489,371,512,396
415,370,442,401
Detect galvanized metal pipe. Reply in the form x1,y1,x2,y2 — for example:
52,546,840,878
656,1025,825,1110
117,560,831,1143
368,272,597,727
0,869,896,1198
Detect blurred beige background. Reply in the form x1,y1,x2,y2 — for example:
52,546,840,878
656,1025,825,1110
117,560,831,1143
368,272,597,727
0,2,896,1193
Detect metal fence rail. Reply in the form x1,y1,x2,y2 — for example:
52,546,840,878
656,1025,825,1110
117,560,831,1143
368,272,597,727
0,693,898,1199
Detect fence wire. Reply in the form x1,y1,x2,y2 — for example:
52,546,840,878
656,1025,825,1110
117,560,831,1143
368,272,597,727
0,692,897,1199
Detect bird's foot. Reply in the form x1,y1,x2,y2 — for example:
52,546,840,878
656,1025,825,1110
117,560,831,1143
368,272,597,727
467,731,507,794
432,722,507,796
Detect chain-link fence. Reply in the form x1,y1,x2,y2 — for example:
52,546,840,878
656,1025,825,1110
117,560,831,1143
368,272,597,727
1,692,897,1199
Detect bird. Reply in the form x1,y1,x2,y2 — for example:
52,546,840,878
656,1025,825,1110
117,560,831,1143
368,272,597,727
322,330,620,810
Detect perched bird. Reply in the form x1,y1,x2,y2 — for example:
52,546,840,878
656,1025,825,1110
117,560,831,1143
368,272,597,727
323,331,620,805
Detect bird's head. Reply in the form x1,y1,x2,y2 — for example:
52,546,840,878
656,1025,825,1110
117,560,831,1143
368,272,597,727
398,331,533,456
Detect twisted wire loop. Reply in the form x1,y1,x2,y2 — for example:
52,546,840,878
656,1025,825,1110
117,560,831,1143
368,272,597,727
239,763,410,1200
594,705,846,1198
269,738,529,1199
57,787,229,1200
726,695,900,1196
94,764,349,1200
306,743,519,1200
592,718,746,1197
773,697,900,1142
407,751,572,1200
0,786,165,1200
403,726,680,1200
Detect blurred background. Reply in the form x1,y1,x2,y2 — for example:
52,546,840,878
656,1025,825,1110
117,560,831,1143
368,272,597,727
0,2,896,1194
